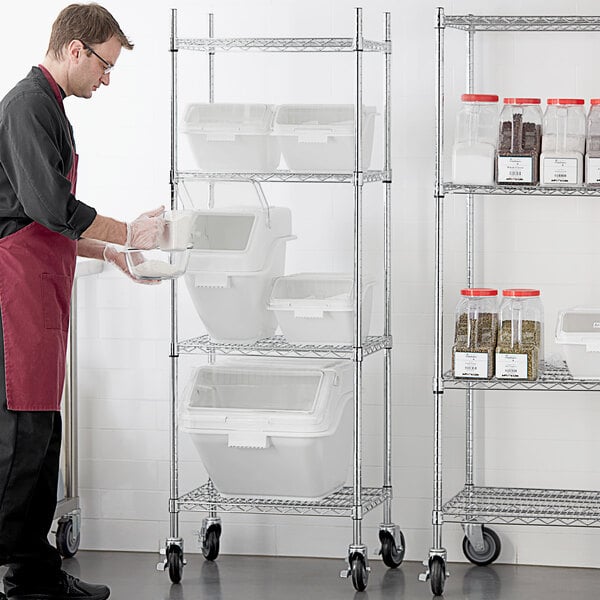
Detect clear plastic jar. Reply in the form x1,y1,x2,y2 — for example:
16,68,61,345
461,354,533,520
452,94,499,185
540,98,586,186
496,98,542,185
452,288,498,379
496,289,543,380
585,99,600,185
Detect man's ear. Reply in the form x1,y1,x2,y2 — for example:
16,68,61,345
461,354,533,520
65,40,84,64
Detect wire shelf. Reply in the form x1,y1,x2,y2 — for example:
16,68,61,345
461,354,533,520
178,335,391,359
175,170,390,184
444,182,600,197
443,486,600,527
443,361,600,392
178,483,391,516
176,37,390,53
444,15,600,32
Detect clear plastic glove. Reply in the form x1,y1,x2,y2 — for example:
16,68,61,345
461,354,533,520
125,206,166,249
103,245,160,285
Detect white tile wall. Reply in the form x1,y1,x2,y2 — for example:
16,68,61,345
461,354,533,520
3,0,600,571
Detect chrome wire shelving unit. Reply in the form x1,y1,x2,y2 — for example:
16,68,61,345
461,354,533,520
177,36,390,52
444,14,600,32
178,334,391,360
179,481,391,517
443,487,600,527
444,182,600,196
443,361,600,392
176,170,390,184
159,7,401,593
420,8,600,597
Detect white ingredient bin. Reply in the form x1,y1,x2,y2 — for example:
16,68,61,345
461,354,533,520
182,103,280,172
273,104,377,171
556,307,600,378
179,359,353,500
268,273,375,345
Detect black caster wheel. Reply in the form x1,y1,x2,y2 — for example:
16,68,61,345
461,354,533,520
167,545,184,584
202,524,221,561
56,517,80,558
462,526,501,566
379,529,405,568
350,554,369,592
429,555,446,597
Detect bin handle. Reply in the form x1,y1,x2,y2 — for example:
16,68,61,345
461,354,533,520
177,180,272,229
250,180,272,229
228,431,270,449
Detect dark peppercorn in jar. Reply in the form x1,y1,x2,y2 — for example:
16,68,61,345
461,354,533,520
496,98,542,185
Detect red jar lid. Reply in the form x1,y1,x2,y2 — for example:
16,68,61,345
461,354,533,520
461,94,499,103
461,288,498,297
591,99,600,106
503,98,541,104
547,98,585,105
502,288,540,297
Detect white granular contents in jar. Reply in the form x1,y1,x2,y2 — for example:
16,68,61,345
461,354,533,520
134,260,180,277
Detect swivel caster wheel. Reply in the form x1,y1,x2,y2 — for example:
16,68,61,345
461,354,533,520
350,553,369,592
429,555,446,597
202,523,221,561
462,526,501,566
56,517,80,558
167,545,184,584
379,529,405,568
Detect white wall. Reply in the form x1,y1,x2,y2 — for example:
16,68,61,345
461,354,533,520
3,0,600,569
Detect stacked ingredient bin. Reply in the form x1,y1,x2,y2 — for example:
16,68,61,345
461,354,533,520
268,273,375,345
273,104,377,171
180,358,354,500
182,103,280,172
184,202,294,343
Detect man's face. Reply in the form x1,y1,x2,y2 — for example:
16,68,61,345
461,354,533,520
71,36,122,99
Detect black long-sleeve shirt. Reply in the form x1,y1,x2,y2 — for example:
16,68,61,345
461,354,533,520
0,67,97,240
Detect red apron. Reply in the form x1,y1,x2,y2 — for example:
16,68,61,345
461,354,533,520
0,65,78,411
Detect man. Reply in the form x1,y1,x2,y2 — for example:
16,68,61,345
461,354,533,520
0,4,165,600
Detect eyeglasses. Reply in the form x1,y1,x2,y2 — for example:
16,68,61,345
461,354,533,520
81,42,114,75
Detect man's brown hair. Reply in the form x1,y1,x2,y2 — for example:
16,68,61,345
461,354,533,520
47,3,133,59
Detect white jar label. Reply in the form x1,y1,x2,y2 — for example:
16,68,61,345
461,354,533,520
587,157,600,183
542,157,578,184
454,352,489,378
497,156,533,183
496,353,528,379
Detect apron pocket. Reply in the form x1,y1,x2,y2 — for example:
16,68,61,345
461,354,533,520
41,273,72,331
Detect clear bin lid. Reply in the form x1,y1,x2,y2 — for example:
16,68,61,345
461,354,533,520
182,103,276,134
190,212,256,251
556,308,600,345
180,359,352,435
268,273,374,311
189,368,322,412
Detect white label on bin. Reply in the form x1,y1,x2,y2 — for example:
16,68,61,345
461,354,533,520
497,156,533,183
454,352,489,378
496,353,528,379
542,157,578,184
587,157,600,183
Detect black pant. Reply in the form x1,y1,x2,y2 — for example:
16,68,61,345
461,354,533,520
0,311,63,585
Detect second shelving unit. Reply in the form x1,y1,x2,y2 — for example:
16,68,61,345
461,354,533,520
422,9,600,596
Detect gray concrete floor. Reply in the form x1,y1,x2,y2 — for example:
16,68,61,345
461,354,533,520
41,551,600,599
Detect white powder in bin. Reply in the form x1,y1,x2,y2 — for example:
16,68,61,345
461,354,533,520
133,260,180,278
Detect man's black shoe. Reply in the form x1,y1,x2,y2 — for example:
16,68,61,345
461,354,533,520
5,571,110,600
